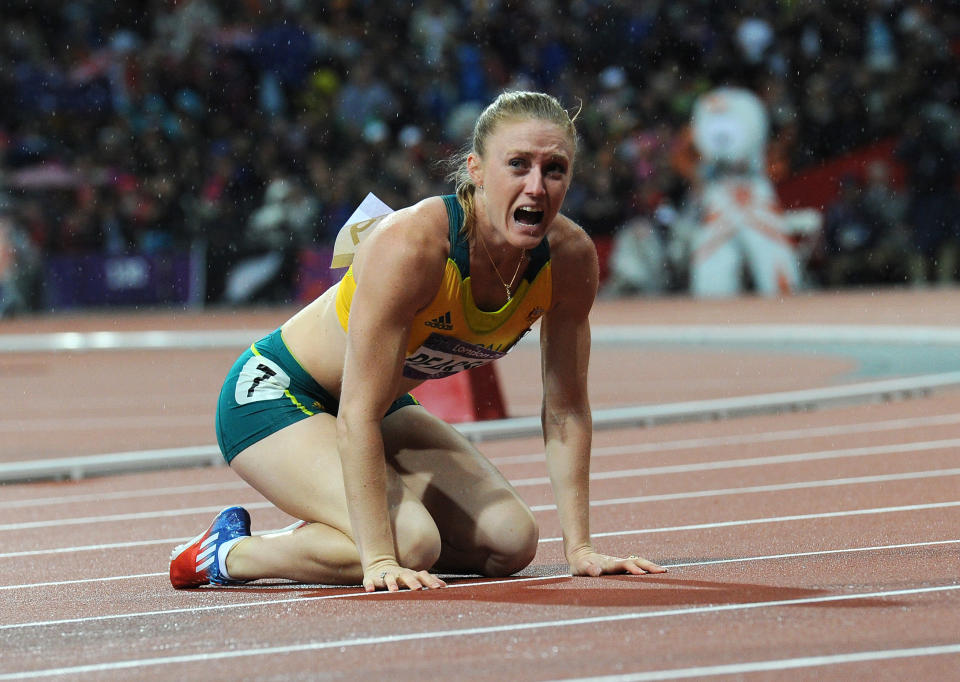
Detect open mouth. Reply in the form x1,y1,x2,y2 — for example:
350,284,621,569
514,206,544,226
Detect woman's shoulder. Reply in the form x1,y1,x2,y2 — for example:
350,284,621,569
544,213,599,309
396,195,450,222
353,195,451,280
546,213,598,263
379,196,450,246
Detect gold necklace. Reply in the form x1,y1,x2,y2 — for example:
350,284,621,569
477,230,526,301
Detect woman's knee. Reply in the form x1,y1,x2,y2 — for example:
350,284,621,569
481,499,540,577
395,516,442,571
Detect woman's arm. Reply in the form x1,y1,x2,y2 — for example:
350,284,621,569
336,199,448,591
540,219,665,577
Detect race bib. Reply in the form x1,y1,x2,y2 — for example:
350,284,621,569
235,355,291,404
403,333,505,380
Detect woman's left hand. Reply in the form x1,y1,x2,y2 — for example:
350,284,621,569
568,547,667,577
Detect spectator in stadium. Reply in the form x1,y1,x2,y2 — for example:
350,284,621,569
600,209,672,297
897,102,960,286
2,1,960,309
222,174,318,304
169,91,666,592
0,198,41,317
860,159,911,283
821,172,906,287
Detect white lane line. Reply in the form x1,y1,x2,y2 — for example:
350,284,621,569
2,584,958,680
0,435,943,511
7,406,959,489
566,500,960,543
0,415,211,432
4,468,960,533
0,574,565,631
0,536,187,559
0,502,274,532
530,467,960,512
0,573,168,590
0,481,249,510
6,394,210,413
553,644,960,681
3,538,958,593
5,499,960,561
512,438,960,487
664,539,960,569
7,424,959,510
490,412,960,465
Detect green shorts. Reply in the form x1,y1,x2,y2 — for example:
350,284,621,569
215,328,418,463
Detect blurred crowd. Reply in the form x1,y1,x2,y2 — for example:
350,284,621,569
0,0,958,312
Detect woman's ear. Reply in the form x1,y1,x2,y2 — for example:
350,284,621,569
466,153,483,187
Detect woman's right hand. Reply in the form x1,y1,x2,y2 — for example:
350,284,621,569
364,562,447,592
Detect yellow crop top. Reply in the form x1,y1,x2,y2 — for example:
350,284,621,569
335,194,552,380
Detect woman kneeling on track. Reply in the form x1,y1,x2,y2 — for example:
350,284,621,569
170,90,666,592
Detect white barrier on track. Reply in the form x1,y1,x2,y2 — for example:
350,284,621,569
457,370,960,442
0,445,225,483
0,329,261,352
3,323,959,482
3,370,960,482
3,323,960,352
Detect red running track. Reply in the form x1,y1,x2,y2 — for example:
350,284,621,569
2,289,960,680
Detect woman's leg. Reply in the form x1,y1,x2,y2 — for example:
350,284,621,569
381,405,540,577
225,412,441,584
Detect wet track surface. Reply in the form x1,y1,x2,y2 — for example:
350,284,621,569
2,288,959,680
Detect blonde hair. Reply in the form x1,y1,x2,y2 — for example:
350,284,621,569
446,91,579,239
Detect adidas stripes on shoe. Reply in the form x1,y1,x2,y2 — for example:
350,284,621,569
169,506,251,589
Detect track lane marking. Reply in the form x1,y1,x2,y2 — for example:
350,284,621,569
0,501,276,532
6,412,960,500
552,644,960,681
0,478,960,540
491,412,960,465
4,499,959,563
0,574,565,631
0,536,189,559
5,499,960,561
530,467,960,512
0,428,960,509
0,481,250,510
664,539,960,568
570,499,960,542
513,438,960,487
0,415,210,432
5,463,960,532
7,414,960,488
3,538,959,592
2,583,958,679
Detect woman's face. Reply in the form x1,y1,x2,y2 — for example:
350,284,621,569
469,118,574,249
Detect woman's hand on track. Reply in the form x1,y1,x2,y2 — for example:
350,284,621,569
567,547,667,577
363,563,447,592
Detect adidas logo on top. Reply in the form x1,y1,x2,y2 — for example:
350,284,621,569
425,311,453,330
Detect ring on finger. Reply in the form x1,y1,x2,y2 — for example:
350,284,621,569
380,571,388,581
